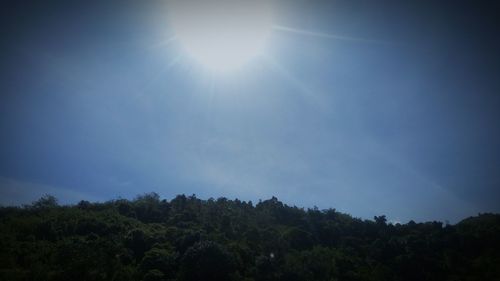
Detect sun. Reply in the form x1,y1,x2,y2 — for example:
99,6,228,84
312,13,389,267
168,0,272,73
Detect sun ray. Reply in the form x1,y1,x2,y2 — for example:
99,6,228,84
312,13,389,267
273,24,391,45
148,36,177,50
133,54,183,100
262,55,330,112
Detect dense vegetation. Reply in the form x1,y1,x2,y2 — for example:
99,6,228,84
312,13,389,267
1,193,499,281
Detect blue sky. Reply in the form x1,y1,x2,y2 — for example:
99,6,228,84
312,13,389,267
1,0,499,223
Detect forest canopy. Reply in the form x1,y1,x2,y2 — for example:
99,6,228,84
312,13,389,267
1,193,499,281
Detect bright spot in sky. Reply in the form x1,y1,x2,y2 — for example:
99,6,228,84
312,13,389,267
168,0,273,73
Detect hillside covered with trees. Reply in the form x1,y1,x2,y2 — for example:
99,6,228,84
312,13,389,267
1,193,499,281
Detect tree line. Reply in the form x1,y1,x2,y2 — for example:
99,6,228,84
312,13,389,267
0,193,499,281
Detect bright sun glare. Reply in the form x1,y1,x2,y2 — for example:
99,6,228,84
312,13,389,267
168,0,272,73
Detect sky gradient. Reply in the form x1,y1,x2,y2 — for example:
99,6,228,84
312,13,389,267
1,0,500,223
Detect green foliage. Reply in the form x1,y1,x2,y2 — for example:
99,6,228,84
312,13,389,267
282,247,339,281
0,194,499,281
30,194,59,209
139,245,177,277
142,269,165,281
179,241,235,281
